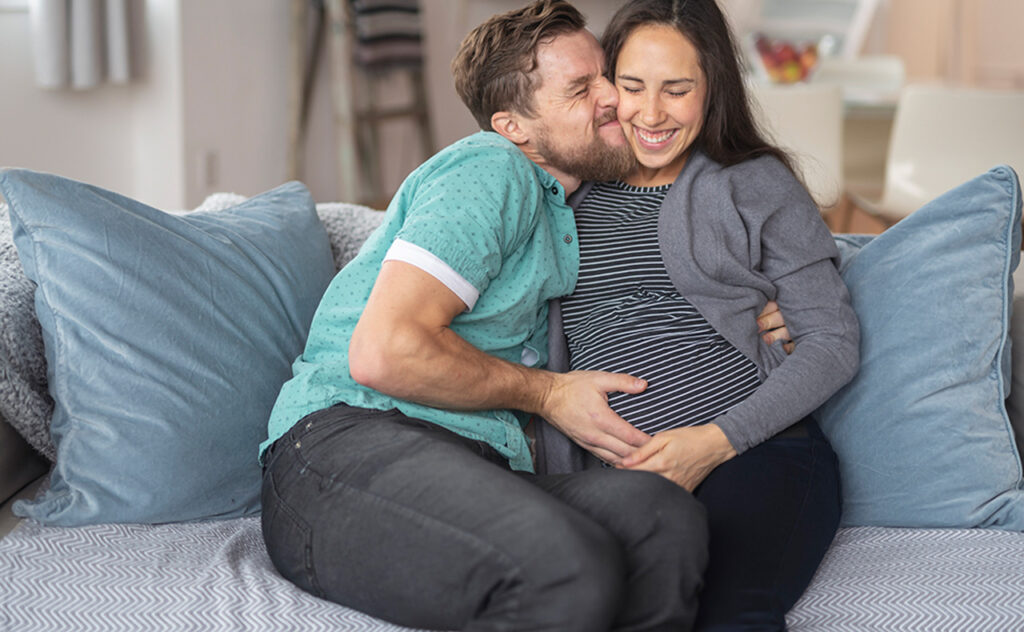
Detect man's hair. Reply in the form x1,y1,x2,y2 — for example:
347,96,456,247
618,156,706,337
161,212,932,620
452,0,586,131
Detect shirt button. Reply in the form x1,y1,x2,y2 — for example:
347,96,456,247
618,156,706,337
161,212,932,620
563,234,573,244
550,186,558,195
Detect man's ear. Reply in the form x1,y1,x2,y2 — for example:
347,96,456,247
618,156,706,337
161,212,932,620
491,111,530,145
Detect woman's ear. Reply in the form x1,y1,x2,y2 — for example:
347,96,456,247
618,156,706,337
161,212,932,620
491,111,529,145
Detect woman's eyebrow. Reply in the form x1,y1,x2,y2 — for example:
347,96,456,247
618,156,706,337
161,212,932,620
617,74,696,87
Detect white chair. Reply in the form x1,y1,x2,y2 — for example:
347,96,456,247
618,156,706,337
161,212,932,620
810,54,905,106
748,81,845,210
847,84,1024,227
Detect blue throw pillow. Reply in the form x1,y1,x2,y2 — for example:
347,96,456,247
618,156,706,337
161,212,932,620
0,170,335,525
817,166,1024,529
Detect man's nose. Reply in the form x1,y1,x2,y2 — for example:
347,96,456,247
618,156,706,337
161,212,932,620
596,75,618,109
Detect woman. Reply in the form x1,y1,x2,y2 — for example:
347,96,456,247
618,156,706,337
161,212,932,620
550,0,861,628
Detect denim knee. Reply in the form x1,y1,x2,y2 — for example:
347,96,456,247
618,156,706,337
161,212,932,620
505,503,626,632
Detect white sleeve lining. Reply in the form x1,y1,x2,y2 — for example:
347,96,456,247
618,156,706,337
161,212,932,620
384,239,480,311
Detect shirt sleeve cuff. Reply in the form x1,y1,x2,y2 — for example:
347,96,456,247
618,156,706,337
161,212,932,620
384,239,481,311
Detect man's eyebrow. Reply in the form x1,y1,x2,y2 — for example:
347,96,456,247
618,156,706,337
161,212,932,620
566,73,596,92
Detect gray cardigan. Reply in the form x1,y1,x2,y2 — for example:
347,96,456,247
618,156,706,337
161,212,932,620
536,150,860,474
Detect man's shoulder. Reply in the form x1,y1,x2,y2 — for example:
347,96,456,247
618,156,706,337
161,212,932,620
429,132,539,182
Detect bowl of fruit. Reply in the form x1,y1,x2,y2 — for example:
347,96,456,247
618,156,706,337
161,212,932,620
751,33,823,83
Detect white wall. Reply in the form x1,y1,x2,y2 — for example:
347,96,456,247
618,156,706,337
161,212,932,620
0,6,140,201
0,0,626,210
130,0,185,210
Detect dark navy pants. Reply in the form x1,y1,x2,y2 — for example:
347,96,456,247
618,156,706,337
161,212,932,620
261,404,709,632
692,419,841,631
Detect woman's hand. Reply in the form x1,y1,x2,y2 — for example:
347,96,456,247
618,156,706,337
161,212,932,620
758,300,794,354
619,424,737,492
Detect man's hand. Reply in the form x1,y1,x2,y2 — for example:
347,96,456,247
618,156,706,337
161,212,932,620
758,300,794,354
539,371,652,465
350,261,650,465
619,424,736,492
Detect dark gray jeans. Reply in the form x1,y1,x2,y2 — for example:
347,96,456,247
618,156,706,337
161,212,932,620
261,404,709,631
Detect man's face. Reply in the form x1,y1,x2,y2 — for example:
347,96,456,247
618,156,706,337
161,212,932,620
525,30,636,182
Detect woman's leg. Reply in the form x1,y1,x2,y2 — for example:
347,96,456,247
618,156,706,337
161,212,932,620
693,419,841,631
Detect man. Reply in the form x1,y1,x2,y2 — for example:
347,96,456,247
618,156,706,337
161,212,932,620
259,2,709,630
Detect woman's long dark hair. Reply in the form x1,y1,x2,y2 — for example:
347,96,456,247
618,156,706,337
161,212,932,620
602,0,795,173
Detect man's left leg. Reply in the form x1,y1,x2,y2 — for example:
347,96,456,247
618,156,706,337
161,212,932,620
528,468,710,632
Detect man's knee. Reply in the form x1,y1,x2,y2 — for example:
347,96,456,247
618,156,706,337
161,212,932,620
606,470,710,581
504,504,626,631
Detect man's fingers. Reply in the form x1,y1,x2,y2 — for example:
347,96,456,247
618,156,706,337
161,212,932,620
761,325,794,354
761,325,790,344
599,372,648,395
757,300,782,331
580,413,650,458
758,301,794,354
620,436,664,468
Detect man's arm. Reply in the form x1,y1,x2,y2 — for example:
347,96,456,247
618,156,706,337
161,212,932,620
349,260,651,463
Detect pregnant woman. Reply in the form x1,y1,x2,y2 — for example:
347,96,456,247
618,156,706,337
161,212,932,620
548,0,861,628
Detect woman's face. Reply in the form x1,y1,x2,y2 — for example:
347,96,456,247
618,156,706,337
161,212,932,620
615,24,707,186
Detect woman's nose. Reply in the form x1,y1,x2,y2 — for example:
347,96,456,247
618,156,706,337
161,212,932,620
641,95,663,125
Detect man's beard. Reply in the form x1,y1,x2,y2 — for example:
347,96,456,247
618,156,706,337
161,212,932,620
534,118,637,182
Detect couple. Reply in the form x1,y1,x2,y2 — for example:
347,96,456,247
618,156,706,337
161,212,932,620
259,0,859,630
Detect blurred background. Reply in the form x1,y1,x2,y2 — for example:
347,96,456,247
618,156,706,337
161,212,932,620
1,0,1021,223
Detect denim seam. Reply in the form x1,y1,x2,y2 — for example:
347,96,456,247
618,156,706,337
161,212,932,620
293,451,527,629
266,466,323,598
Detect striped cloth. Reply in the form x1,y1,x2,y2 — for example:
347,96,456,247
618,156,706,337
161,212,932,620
561,181,761,435
349,0,423,68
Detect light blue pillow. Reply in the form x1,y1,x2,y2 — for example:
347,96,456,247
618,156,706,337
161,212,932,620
0,170,335,525
817,166,1024,530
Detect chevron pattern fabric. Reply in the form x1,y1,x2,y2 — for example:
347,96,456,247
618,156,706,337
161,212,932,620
787,526,1024,630
0,517,434,631
3,520,1023,631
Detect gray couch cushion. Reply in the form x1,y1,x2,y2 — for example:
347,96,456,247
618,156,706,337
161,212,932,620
0,206,53,460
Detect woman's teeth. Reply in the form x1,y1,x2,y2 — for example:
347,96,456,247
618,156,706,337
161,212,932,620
636,128,676,144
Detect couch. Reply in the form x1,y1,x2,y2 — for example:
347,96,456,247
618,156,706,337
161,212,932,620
1,166,1023,631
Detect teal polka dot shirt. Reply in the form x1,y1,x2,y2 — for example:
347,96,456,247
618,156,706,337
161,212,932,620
261,132,580,471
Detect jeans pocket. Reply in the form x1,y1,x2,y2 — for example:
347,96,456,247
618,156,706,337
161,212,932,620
261,470,321,597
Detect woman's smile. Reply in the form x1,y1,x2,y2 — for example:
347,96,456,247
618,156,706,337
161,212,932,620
615,24,707,186
633,126,679,149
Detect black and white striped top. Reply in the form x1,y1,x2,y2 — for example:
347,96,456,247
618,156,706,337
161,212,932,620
561,181,761,434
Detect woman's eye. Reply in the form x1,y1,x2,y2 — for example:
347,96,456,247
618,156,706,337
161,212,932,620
621,86,642,94
668,90,691,97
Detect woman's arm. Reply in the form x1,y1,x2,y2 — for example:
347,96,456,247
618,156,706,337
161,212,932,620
624,155,859,487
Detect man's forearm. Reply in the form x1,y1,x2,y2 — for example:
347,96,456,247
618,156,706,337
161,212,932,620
348,260,650,462
349,318,555,415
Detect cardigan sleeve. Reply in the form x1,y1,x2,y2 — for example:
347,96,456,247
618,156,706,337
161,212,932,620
665,153,861,453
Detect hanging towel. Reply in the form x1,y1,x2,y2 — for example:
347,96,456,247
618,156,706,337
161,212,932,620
349,0,423,68
28,0,132,90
